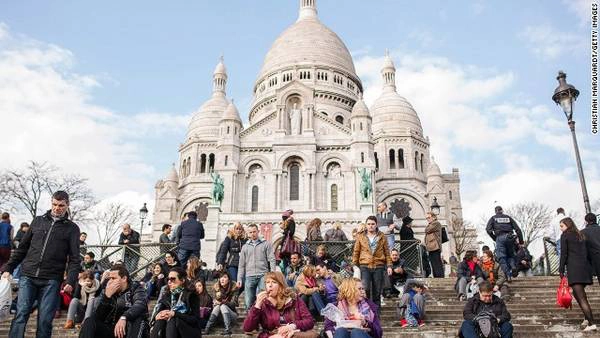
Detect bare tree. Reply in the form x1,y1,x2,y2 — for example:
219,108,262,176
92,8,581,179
0,161,95,221
91,202,135,252
450,217,478,258
505,202,553,249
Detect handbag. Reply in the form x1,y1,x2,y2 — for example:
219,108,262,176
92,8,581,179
556,276,572,309
281,234,300,256
441,227,449,244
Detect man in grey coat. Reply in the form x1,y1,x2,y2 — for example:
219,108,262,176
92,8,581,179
237,224,276,309
376,202,398,251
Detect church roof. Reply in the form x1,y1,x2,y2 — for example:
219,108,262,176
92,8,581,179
222,101,241,122
165,165,179,182
257,1,357,82
351,95,370,118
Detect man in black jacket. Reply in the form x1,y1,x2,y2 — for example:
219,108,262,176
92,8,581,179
1,190,81,338
175,211,205,267
119,224,141,273
79,264,149,338
582,213,600,284
486,206,524,281
460,280,513,338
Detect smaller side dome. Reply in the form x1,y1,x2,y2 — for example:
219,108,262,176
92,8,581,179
351,95,370,118
214,55,227,75
427,157,442,177
165,164,179,182
222,100,242,122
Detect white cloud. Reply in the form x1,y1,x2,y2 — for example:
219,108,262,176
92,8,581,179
562,0,592,24
519,25,586,59
0,23,188,199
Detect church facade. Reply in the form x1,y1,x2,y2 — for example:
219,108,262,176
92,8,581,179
152,0,464,265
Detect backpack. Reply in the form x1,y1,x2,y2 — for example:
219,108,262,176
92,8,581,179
473,310,500,338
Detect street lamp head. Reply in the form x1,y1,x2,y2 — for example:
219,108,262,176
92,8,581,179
139,202,148,221
431,196,441,216
552,71,579,121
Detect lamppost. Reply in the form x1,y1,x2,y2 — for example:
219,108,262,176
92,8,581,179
430,196,441,216
139,202,148,239
552,71,591,214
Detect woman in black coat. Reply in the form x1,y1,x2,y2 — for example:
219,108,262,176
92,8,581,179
150,267,201,338
559,217,596,331
216,223,247,286
455,251,485,301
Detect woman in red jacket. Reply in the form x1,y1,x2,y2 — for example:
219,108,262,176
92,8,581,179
243,271,318,338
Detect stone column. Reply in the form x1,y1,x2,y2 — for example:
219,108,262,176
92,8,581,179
202,204,221,268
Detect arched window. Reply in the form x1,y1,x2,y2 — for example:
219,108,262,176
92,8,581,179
389,149,396,169
182,159,187,176
289,163,300,200
414,152,419,171
224,155,228,167
360,122,363,131
335,115,344,124
227,126,230,134
200,154,207,173
374,152,379,171
251,186,259,212
208,153,215,172
187,157,191,176
331,184,338,211
398,149,404,169
449,190,453,200
361,152,365,163
420,154,424,173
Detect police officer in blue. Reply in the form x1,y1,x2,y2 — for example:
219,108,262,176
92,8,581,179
486,206,523,282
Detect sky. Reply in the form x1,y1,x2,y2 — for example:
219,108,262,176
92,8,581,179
1,0,598,250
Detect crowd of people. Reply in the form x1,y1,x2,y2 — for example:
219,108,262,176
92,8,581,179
0,193,599,337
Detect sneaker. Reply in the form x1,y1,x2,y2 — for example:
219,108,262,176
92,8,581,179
418,320,425,327
458,294,466,301
583,324,597,332
400,319,408,328
581,320,589,329
222,329,232,335
380,296,386,306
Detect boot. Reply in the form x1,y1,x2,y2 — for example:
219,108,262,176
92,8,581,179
63,319,74,329
222,314,232,335
202,313,218,335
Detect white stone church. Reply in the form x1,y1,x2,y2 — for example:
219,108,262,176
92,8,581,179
152,0,464,266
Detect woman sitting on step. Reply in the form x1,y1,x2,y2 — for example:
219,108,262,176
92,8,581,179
323,278,379,338
202,271,240,335
479,250,510,301
455,251,485,301
243,271,318,338
150,267,201,338
396,279,426,328
193,279,213,330
63,270,101,329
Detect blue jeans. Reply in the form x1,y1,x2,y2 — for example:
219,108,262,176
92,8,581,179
360,266,385,310
460,320,513,338
227,266,244,294
10,276,60,338
495,234,516,278
244,275,265,309
177,248,199,267
333,327,371,338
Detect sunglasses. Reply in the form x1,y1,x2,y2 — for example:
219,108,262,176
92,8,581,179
167,277,178,282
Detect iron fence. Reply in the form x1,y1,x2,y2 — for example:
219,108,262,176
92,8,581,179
81,243,177,280
300,239,424,276
542,237,560,276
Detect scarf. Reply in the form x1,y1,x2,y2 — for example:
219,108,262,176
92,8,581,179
481,260,495,284
466,261,476,274
170,287,188,313
79,279,100,306
338,299,374,323
305,276,317,289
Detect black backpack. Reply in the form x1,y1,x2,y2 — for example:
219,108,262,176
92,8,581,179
473,310,500,338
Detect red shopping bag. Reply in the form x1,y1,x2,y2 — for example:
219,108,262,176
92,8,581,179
556,276,572,309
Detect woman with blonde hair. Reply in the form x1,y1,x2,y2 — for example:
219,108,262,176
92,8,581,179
243,271,317,338
295,265,326,316
216,222,247,286
305,218,324,241
310,244,338,272
323,278,381,338
325,222,348,242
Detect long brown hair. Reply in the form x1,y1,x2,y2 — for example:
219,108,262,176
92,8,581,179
307,218,322,232
561,217,585,241
264,271,294,310
186,256,201,280
228,222,246,240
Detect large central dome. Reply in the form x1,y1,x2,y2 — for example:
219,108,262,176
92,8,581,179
257,2,357,80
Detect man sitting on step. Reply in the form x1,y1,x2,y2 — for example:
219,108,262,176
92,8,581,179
460,280,513,338
79,264,149,338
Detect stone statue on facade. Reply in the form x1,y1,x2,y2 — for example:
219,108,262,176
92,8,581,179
210,172,224,205
289,103,302,135
357,168,372,202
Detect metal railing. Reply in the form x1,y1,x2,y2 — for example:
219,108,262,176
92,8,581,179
542,237,560,276
300,239,424,276
81,243,177,280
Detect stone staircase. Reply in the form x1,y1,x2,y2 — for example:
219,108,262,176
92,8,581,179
1,276,598,337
